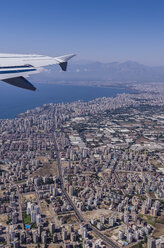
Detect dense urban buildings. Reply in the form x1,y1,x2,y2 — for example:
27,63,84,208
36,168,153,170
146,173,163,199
0,83,164,247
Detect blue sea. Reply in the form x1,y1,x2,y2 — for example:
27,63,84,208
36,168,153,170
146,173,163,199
0,83,134,119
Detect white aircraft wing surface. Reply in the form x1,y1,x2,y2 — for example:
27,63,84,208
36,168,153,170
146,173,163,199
0,53,75,91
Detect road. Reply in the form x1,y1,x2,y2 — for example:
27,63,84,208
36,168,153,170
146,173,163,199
116,170,142,174
17,186,24,230
114,171,126,196
55,139,120,248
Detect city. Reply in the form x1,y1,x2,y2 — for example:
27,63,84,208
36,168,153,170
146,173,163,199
0,84,164,247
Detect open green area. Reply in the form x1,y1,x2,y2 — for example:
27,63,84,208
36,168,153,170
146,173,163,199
22,212,31,225
131,237,147,248
15,179,26,184
0,241,7,245
22,212,37,229
138,214,157,227
131,241,145,248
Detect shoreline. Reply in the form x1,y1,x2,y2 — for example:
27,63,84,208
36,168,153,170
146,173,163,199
0,84,136,120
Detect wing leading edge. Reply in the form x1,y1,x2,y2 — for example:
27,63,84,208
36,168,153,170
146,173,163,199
0,53,75,90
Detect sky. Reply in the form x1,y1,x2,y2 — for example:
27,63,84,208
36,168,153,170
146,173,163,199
1,0,164,66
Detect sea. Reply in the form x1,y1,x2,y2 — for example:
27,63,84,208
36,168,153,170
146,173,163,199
0,83,134,119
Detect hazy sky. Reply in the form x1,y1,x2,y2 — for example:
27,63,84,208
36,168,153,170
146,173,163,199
1,0,164,65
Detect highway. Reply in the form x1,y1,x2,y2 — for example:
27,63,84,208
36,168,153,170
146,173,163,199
55,139,120,248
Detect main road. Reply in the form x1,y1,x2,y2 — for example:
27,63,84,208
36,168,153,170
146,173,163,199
55,139,120,248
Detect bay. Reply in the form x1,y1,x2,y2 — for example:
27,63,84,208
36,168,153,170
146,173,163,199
0,83,134,119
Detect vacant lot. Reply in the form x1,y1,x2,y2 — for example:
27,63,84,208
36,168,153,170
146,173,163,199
0,164,9,172
103,224,125,238
60,213,79,225
83,208,113,221
22,245,38,248
40,200,55,222
48,244,62,248
153,215,164,238
0,214,8,227
22,193,36,202
32,161,58,177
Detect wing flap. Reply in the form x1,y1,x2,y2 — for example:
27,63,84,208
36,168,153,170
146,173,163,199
3,76,36,91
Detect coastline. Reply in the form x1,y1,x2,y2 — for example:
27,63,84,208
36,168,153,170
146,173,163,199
0,83,136,120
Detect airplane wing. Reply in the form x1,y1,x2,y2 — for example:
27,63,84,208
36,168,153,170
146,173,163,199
3,76,36,91
0,53,75,91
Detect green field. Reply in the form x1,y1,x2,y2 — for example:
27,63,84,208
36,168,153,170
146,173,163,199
22,212,31,225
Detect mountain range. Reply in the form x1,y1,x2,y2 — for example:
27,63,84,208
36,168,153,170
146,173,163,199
31,60,164,83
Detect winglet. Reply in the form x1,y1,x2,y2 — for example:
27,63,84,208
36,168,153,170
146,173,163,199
59,62,68,71
55,54,76,71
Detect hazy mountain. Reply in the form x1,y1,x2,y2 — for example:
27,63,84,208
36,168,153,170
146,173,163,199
31,60,164,83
